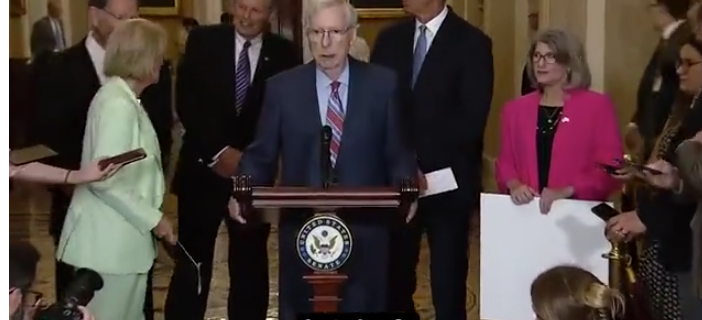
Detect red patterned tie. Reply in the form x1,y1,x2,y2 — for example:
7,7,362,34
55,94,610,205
325,81,344,166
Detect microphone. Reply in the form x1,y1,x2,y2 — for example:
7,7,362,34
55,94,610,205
321,125,332,188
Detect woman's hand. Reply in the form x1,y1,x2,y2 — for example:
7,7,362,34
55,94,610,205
153,216,177,245
539,187,573,214
605,211,646,242
508,183,538,205
9,163,22,178
71,159,122,184
609,166,641,181
641,160,678,190
77,306,96,320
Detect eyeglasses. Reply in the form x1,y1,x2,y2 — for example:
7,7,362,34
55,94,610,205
676,59,702,72
307,28,350,42
532,52,557,64
100,8,136,21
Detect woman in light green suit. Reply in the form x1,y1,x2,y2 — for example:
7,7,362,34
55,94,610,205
56,18,177,320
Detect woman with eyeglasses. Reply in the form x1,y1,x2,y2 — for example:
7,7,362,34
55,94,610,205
606,36,702,320
495,28,623,213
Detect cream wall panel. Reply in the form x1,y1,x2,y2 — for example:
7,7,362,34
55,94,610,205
482,0,517,156
603,0,658,128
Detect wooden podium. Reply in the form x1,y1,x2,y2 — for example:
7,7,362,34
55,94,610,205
232,175,419,313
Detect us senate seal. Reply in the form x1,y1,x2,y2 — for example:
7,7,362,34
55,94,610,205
296,215,352,272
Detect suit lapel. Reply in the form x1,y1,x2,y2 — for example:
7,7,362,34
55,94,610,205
303,62,322,127
224,28,238,106
337,58,366,165
251,33,273,88
522,94,540,188
397,20,417,90
76,39,102,94
415,11,454,87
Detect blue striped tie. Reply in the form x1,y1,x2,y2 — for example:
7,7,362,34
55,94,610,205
412,25,428,87
235,41,251,114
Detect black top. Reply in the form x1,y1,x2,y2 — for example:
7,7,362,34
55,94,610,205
636,94,701,272
536,105,563,191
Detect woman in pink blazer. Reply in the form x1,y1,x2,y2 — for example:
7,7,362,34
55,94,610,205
496,29,623,213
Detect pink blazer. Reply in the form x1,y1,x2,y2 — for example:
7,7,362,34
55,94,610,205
495,90,623,201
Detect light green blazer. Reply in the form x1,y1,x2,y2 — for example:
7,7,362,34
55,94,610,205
57,77,165,275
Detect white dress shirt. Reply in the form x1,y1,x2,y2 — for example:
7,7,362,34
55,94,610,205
413,6,449,52
85,32,107,85
235,32,262,82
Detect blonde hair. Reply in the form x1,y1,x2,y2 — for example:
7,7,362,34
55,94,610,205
526,28,592,90
104,18,167,80
531,265,624,320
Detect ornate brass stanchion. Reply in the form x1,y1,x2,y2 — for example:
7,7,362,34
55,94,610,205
603,242,628,290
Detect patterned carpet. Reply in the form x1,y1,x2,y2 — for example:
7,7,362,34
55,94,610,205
9,183,482,320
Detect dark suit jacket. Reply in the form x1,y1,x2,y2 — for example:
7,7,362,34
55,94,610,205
30,17,65,59
238,59,416,221
33,38,173,170
633,23,692,154
173,25,300,198
370,9,494,205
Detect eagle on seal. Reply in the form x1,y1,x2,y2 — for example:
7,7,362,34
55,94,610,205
310,230,338,257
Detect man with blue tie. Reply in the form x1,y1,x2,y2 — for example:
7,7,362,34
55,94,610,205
229,0,416,317
166,0,299,318
371,1,494,319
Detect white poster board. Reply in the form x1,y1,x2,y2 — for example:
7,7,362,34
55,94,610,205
479,193,611,320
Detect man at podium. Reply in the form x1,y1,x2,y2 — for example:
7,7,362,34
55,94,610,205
233,0,416,317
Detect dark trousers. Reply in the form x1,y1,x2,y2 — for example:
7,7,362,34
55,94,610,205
164,188,271,320
50,191,155,320
387,191,472,320
278,214,389,320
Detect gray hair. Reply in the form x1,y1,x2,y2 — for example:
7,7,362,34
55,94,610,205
526,28,591,90
303,0,358,31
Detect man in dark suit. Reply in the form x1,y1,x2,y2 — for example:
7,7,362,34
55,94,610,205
628,0,691,156
164,0,299,318
32,1,172,320
370,1,494,319
30,0,66,59
230,0,416,318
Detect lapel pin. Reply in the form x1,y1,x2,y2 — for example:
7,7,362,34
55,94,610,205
264,56,269,62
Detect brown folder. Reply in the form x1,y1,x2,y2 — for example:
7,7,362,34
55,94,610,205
98,148,147,170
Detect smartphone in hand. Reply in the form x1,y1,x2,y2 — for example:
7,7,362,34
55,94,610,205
591,203,619,221
98,149,146,170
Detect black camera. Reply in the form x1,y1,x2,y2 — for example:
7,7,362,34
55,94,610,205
35,268,103,320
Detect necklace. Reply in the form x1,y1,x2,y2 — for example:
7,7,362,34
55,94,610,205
537,106,563,134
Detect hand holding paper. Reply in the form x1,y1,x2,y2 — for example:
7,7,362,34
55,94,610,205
419,168,459,198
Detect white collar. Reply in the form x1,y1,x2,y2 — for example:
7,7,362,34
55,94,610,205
415,6,449,34
235,31,263,47
85,32,105,55
662,20,684,40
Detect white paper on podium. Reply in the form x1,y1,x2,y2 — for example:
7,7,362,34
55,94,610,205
479,193,611,320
